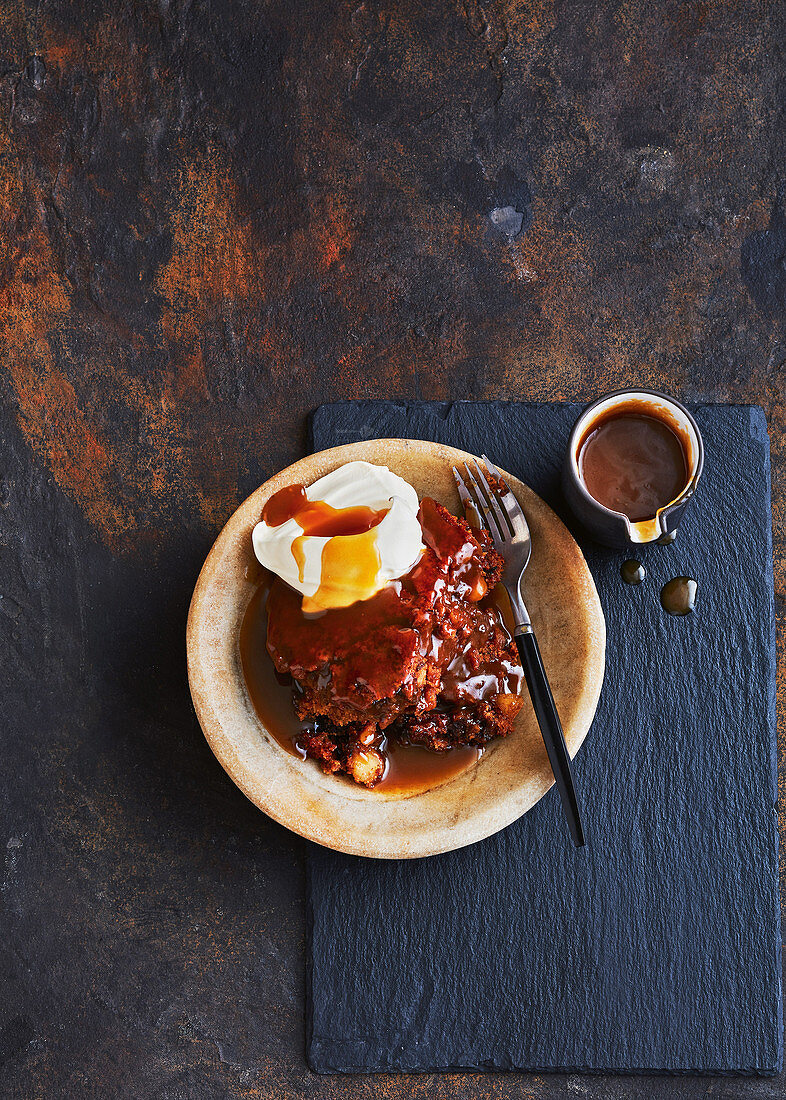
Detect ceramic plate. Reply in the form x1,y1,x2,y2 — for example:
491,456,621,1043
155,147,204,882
186,438,606,858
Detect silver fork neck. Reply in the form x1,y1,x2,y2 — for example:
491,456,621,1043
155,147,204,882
504,582,532,635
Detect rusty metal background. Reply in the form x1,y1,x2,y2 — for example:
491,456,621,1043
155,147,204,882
0,1,784,1097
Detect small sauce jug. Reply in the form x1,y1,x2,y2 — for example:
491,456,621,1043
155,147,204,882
562,389,704,549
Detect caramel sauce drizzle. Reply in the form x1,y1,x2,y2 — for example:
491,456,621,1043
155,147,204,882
302,528,383,613
261,482,389,612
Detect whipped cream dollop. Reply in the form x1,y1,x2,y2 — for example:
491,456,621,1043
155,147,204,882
252,461,425,612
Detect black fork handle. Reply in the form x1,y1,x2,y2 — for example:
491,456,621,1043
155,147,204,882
515,629,586,847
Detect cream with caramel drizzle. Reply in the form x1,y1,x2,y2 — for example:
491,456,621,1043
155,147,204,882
261,483,389,612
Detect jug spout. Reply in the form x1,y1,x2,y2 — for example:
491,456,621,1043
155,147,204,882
628,515,662,544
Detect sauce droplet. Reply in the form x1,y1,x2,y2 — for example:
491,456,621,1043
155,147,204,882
621,560,646,585
660,576,697,616
657,530,678,546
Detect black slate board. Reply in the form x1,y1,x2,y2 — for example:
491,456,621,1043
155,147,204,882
306,401,782,1075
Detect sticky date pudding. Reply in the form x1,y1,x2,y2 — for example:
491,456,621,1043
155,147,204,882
242,469,524,790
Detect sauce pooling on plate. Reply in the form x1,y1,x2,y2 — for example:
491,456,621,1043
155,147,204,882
578,412,688,520
239,579,484,795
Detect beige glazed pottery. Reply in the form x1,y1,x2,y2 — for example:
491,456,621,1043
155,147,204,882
186,438,606,859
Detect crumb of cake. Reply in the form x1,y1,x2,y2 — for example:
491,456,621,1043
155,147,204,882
347,745,386,787
297,728,343,774
394,696,520,750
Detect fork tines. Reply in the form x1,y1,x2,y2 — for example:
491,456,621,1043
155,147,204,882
452,457,525,544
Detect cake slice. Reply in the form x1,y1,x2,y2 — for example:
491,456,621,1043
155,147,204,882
265,498,524,787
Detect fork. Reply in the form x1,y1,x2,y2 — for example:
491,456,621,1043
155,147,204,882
453,456,586,847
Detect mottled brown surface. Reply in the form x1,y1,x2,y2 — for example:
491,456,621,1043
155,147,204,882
1,0,785,1097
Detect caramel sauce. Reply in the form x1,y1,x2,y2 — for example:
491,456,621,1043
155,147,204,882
660,576,697,616
300,526,382,614
239,581,483,794
262,483,308,526
291,535,307,584
374,737,482,794
621,559,646,585
657,530,678,545
438,586,522,704
261,481,389,614
578,411,689,521
262,482,387,536
240,580,311,754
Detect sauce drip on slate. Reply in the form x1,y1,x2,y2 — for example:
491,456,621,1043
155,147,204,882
621,560,646,585
239,580,483,795
660,576,697,616
578,413,688,520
